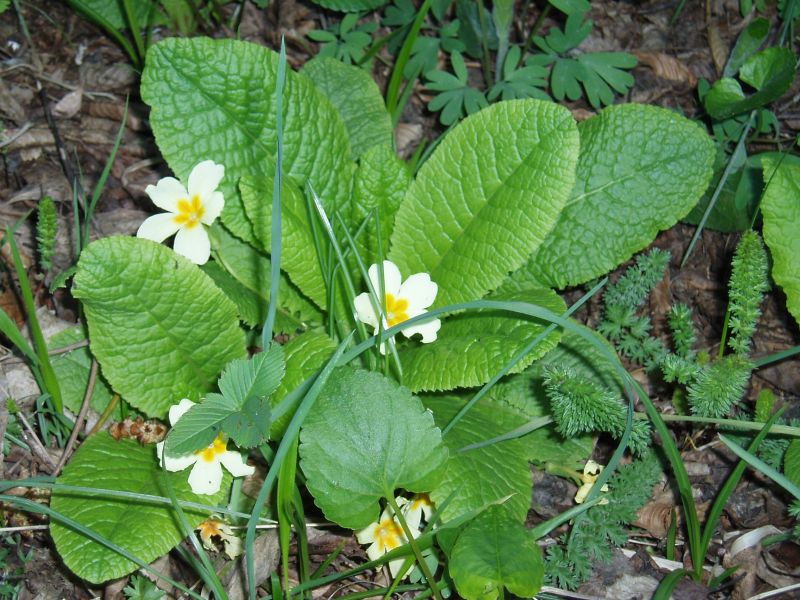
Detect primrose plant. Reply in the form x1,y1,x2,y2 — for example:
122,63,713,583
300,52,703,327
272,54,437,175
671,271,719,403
35,36,725,599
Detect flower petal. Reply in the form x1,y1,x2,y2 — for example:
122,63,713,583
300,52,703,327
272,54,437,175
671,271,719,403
188,160,225,200
146,177,187,213
368,261,401,297
218,450,255,478
137,213,181,243
402,316,441,343
156,441,198,472
388,556,409,578
201,191,224,225
174,224,211,265
354,292,380,329
398,273,438,311
356,523,377,545
365,542,382,561
169,399,196,425
188,458,224,495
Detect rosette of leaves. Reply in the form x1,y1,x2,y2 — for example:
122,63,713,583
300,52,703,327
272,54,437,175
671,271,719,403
532,6,636,108
307,13,377,66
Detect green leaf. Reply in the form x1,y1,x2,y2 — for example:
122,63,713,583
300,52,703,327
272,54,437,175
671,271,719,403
449,507,544,600
167,346,285,453
299,367,448,529
389,100,580,305
201,261,264,327
423,395,531,523
301,57,393,159
705,47,796,120
785,440,800,487
240,176,327,309
425,51,489,126
72,237,246,418
271,329,337,438
351,144,411,265
209,224,322,332
141,38,356,248
724,17,770,78
307,0,388,11
515,103,714,289
50,433,229,583
50,327,122,420
761,157,800,327
401,287,565,392
576,52,637,108
68,0,160,30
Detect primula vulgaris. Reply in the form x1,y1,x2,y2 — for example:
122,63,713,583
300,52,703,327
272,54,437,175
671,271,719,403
196,516,242,559
156,399,254,495
137,160,225,265
354,261,440,354
574,460,609,505
356,495,435,578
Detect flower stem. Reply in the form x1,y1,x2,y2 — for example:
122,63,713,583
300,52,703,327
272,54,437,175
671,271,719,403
385,495,441,600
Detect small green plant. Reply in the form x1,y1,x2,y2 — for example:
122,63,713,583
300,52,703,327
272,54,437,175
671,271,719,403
307,13,378,66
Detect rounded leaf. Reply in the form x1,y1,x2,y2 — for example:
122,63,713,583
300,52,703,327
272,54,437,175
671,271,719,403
299,367,448,529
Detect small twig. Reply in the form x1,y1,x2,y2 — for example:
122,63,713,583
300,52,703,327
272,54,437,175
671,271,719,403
53,359,97,475
747,583,800,600
48,339,89,355
38,84,79,195
15,412,57,471
0,122,34,149
538,586,603,599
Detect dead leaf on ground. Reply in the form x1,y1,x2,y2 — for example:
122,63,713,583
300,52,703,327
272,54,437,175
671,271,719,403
633,52,698,87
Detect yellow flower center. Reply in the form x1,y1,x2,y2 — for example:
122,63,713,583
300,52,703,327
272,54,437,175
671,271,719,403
410,493,433,512
374,517,404,553
197,518,224,539
384,293,410,327
197,435,227,463
174,195,205,229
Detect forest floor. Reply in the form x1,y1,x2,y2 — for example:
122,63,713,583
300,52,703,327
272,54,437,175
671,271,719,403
0,0,799,599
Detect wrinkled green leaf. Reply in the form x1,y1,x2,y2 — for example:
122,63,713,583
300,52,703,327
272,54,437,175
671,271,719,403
50,433,229,583
209,224,322,332
515,103,714,289
705,47,796,120
300,367,448,529
390,100,579,305
449,507,544,600
401,287,565,392
240,176,327,309
423,395,531,523
761,157,800,327
301,57,392,159
141,38,356,248
73,237,246,419
351,145,411,265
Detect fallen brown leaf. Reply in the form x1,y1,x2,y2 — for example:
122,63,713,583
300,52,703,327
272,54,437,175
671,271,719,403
633,51,698,87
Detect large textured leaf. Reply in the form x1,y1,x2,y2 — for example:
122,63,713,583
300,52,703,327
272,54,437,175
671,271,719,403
141,37,356,248
301,57,393,158
516,103,714,289
270,329,337,438
50,433,229,583
351,145,411,265
209,224,322,331
401,287,565,392
299,367,448,529
761,158,800,327
423,395,531,523
449,507,544,600
73,237,246,418
50,327,121,420
389,100,579,306
240,176,326,308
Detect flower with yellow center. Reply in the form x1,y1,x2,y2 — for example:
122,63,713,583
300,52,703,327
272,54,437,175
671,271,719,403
353,261,441,354
197,515,243,559
574,459,610,505
403,493,435,533
156,399,254,495
356,499,411,577
136,160,225,265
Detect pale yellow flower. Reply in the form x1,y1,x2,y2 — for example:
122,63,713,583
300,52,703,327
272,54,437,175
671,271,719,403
575,459,609,504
